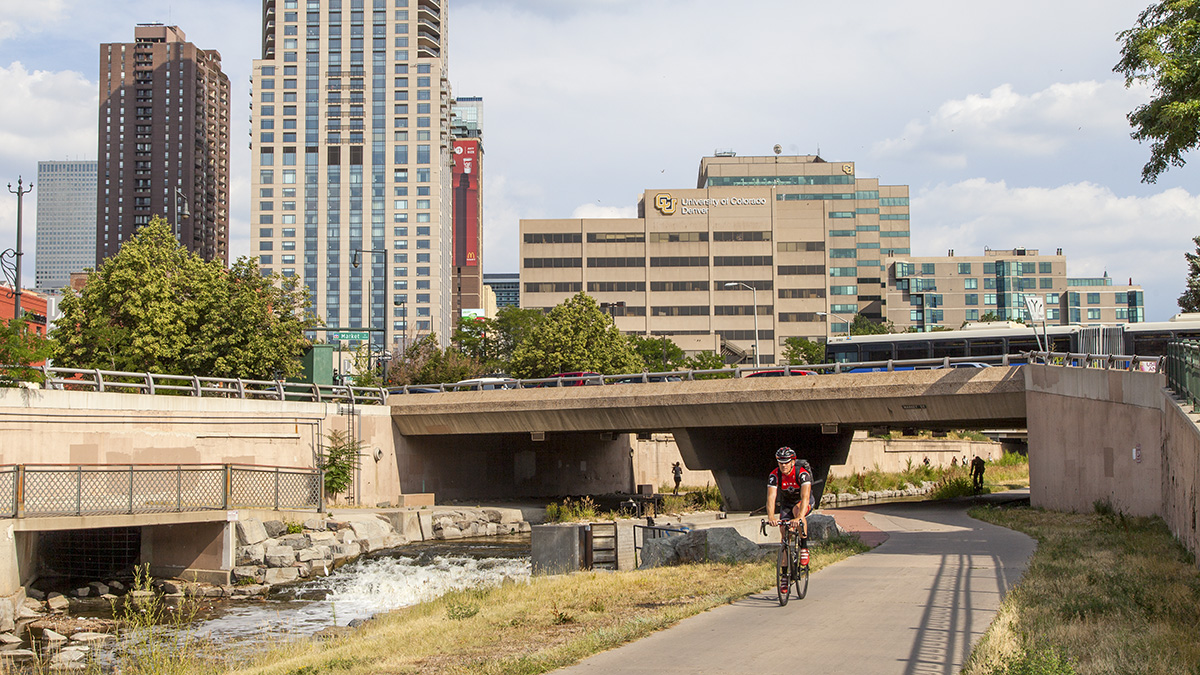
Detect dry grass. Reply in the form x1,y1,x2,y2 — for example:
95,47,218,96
219,537,867,675
964,505,1200,675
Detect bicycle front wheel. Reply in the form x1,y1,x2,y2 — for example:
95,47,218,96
776,541,790,606
794,564,809,599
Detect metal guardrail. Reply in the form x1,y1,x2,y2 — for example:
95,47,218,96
1166,341,1200,412
1026,351,1164,372
0,463,323,519
0,365,387,405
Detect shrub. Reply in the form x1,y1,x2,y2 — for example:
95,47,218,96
319,429,363,497
998,647,1077,675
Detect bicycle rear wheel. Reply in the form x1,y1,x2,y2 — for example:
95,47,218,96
776,541,790,606
794,564,809,599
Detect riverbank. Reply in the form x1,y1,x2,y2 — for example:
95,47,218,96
963,503,1200,675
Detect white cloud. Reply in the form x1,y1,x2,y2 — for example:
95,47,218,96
913,179,1200,321
873,80,1150,169
0,1,68,42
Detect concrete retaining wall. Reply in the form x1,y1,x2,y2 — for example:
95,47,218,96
1161,395,1200,559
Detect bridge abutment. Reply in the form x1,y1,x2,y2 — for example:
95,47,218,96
674,426,853,511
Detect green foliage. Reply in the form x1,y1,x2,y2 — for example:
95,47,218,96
849,314,894,335
629,334,686,372
782,336,825,366
348,343,381,387
450,306,547,374
0,317,52,385
508,293,642,378
1179,235,1200,312
683,350,731,378
446,601,480,620
1115,0,1200,183
319,429,363,497
110,563,206,675
544,496,607,522
928,470,976,499
51,217,318,379
996,647,1077,675
978,312,1000,323
392,333,484,385
285,521,305,535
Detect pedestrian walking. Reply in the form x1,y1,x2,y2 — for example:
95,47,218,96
970,455,986,492
672,462,683,495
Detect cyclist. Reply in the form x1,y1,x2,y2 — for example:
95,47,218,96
766,446,814,576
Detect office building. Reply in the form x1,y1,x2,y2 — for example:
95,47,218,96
483,272,519,308
35,161,97,291
96,24,230,265
882,249,1144,331
520,153,912,363
250,0,454,353
450,96,483,317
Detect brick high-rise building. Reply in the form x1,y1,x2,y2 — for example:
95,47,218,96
96,24,230,265
250,0,454,354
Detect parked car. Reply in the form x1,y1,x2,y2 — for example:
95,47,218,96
611,374,684,384
745,367,817,377
544,371,603,386
387,385,441,394
845,366,916,373
452,376,518,390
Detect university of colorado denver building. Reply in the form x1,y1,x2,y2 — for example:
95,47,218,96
519,153,911,364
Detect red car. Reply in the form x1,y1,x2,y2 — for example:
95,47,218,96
543,371,603,386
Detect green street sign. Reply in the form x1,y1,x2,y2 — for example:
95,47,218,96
330,331,370,341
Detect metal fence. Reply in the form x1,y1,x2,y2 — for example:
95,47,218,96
1166,341,1200,412
633,524,691,568
1026,351,1164,372
0,464,322,519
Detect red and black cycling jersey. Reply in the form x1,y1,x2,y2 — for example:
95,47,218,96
768,464,812,506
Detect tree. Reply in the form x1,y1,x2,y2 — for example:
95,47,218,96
390,333,484,385
1179,235,1200,312
629,334,687,372
1115,0,1200,183
450,305,546,375
0,317,53,385
684,350,731,379
508,293,642,378
850,315,894,336
318,429,363,498
51,216,319,379
782,336,825,366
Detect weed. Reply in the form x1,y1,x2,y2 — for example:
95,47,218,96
551,607,575,625
285,522,304,535
446,601,480,620
997,646,1077,675
929,471,975,500
587,599,605,613
1092,499,1116,518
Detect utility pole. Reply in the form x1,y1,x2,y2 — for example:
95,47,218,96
6,177,33,322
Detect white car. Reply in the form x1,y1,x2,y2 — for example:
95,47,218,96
453,376,518,391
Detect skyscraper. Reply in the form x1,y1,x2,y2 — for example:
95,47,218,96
450,96,483,316
35,160,97,291
250,0,454,354
96,24,231,265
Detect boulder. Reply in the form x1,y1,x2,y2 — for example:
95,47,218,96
21,598,43,613
41,629,67,642
440,526,463,540
303,518,326,531
68,632,114,644
637,527,762,569
236,519,269,546
233,566,265,584
265,546,297,567
106,581,125,593
262,520,287,538
332,543,360,560
25,588,45,601
277,533,311,550
263,567,300,585
236,544,266,566
0,649,35,660
807,513,843,542
158,581,181,595
0,632,23,646
345,517,391,541
87,582,109,596
297,547,324,563
308,531,338,546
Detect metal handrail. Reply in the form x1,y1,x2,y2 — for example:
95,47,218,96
1165,341,1200,412
0,463,322,519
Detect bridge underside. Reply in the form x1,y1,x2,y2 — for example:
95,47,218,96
389,369,1027,510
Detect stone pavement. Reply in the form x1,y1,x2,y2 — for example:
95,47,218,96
555,493,1036,675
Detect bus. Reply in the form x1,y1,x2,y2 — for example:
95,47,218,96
825,315,1200,364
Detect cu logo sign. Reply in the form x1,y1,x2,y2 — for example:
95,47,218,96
654,193,677,215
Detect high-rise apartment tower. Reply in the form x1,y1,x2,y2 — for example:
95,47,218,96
35,160,97,291
250,0,454,353
96,25,230,265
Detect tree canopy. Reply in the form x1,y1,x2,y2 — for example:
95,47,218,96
1115,0,1200,182
782,336,826,366
51,216,318,379
0,317,52,385
508,293,643,378
849,314,894,336
629,334,687,372
1179,235,1200,312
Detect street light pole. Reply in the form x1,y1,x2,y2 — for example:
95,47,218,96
6,177,32,322
817,311,854,338
724,282,760,367
353,248,389,375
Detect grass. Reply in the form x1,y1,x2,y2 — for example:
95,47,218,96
546,486,725,523
824,450,1029,502
964,503,1200,675
218,535,868,675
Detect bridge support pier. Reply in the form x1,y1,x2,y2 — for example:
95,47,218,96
674,426,854,512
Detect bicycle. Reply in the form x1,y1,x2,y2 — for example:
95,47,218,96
761,518,809,606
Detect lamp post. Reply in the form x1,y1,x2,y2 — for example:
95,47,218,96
817,311,854,341
724,282,760,367
5,177,32,322
172,185,190,242
352,248,389,372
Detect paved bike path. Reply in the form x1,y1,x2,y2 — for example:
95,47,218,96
555,496,1036,675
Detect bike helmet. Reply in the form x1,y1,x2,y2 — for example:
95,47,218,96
775,446,796,462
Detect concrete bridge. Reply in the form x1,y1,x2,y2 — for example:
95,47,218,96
389,366,1026,512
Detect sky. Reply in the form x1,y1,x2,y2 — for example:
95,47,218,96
1,0,1197,321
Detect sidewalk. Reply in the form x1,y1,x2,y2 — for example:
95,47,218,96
555,492,1036,675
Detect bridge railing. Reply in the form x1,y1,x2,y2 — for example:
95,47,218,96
1026,351,1164,372
0,463,323,519
1165,341,1200,412
0,365,387,405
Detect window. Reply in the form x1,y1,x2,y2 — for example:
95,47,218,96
1088,308,1101,320
524,257,581,268
587,257,644,267
830,285,857,295
965,309,979,321
713,255,771,266
650,256,707,267
713,231,771,241
1040,278,1054,289
649,232,707,242
964,278,978,290
524,232,582,243
964,294,978,306
588,232,645,243
1087,293,1100,304
829,249,856,259
1039,262,1053,274
778,265,825,275
984,294,997,305
1046,293,1060,304
921,263,936,275
957,263,971,274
